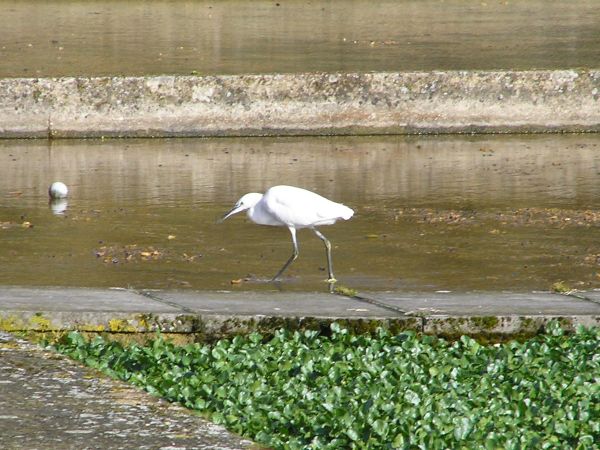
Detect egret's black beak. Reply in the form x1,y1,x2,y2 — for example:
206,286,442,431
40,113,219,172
217,205,242,224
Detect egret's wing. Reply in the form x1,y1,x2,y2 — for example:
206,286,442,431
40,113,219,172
262,188,311,226
263,186,352,228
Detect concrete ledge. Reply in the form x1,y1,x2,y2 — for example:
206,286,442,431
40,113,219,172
0,311,196,333
0,287,598,342
363,291,600,340
422,315,599,340
1,70,599,138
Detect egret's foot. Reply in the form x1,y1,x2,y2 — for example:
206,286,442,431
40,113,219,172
243,275,272,284
326,277,337,283
270,275,292,283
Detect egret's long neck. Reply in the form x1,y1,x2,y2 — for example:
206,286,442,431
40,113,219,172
247,195,281,226
245,194,263,220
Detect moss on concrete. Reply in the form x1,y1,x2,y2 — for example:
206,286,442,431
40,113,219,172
2,308,594,345
0,315,26,332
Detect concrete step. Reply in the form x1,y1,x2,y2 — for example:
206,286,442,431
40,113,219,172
1,286,598,340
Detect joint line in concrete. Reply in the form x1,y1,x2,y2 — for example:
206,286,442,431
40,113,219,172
564,291,600,306
136,290,197,315
352,293,409,316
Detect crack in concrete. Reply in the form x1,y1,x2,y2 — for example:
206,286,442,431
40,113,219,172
351,293,427,332
563,291,600,306
136,290,198,315
352,292,409,315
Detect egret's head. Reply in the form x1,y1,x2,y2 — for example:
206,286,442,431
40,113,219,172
219,192,262,222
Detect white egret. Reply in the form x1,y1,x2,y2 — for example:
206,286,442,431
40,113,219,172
48,181,68,199
220,185,354,282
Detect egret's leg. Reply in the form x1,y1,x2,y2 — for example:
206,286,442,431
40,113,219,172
272,227,299,281
312,228,336,282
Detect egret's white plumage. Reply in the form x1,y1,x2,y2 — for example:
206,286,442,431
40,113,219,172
221,185,354,282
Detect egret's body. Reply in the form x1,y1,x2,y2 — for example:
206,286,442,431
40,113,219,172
221,185,354,282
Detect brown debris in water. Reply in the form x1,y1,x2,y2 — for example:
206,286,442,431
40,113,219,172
584,254,600,265
501,208,600,226
0,221,34,230
395,207,600,227
94,245,203,264
94,245,165,264
394,208,478,225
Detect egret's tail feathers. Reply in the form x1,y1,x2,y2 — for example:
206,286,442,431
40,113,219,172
340,204,354,221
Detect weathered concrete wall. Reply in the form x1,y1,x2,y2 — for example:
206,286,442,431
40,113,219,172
1,287,599,343
1,70,599,138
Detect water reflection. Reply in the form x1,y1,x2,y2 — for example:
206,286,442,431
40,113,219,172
1,135,599,208
49,199,68,215
2,0,599,77
1,135,599,292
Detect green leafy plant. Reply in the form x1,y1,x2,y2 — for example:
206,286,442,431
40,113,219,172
52,322,599,449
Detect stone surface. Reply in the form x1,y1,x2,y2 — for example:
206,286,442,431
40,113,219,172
145,290,420,342
151,290,396,317
0,332,254,450
1,286,598,447
0,287,598,340
360,291,600,316
1,70,599,138
0,287,187,333
361,291,600,338
422,314,600,339
0,286,178,312
575,289,600,305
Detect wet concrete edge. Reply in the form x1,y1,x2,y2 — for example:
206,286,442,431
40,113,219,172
1,70,599,138
0,332,256,450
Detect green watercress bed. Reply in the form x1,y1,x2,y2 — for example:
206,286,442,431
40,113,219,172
51,322,599,449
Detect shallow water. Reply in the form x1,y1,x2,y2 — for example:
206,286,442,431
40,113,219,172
2,0,599,77
1,134,600,293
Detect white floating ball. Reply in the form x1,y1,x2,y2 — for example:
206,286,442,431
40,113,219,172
49,181,68,199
